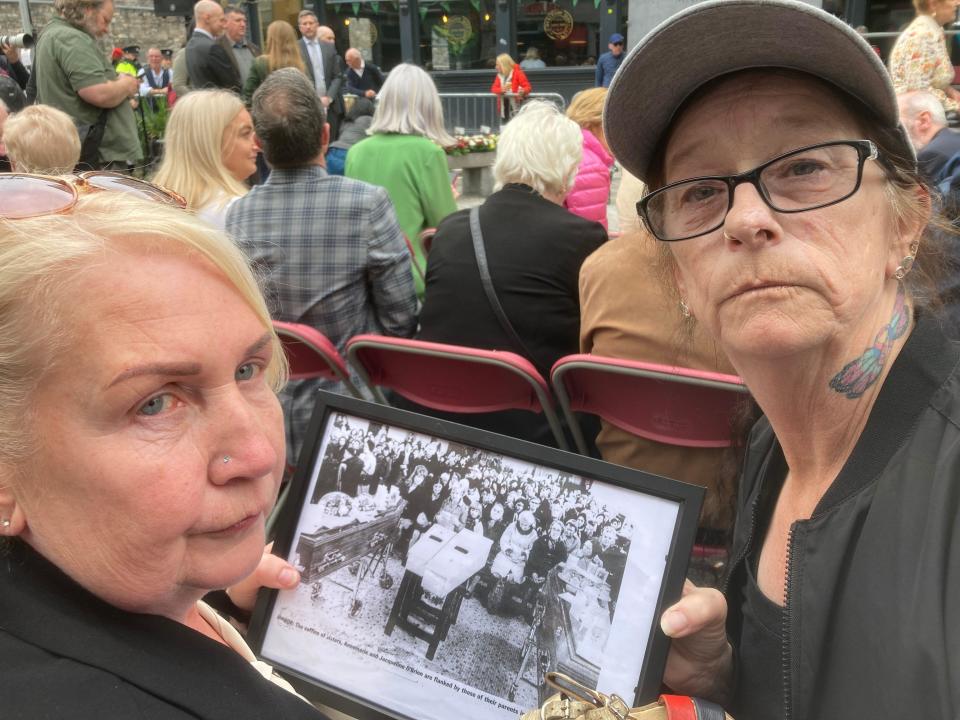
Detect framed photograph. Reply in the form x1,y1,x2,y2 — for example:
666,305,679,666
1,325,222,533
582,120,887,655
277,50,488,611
249,392,703,720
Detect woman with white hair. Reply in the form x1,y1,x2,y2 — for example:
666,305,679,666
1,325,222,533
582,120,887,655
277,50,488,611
152,89,258,230
2,105,81,174
345,63,458,297
411,100,607,447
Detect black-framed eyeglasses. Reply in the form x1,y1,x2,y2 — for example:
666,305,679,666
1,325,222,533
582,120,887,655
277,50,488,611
636,139,879,242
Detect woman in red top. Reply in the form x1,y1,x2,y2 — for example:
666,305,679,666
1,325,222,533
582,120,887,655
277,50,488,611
491,53,531,122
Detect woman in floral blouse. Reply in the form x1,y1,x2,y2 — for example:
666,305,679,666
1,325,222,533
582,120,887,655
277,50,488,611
889,0,960,113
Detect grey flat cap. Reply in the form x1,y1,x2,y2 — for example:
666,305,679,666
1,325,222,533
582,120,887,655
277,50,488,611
604,0,911,184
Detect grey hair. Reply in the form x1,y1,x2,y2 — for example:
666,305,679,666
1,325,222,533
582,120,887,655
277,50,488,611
368,63,455,146
899,90,947,128
250,68,326,169
493,100,582,198
54,0,104,30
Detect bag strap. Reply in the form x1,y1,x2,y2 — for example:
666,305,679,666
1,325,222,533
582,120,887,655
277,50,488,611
468,206,537,363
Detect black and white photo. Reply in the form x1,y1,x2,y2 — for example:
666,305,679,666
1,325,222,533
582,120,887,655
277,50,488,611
251,394,702,720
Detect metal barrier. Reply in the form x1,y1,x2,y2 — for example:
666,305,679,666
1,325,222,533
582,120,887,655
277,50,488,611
440,92,567,134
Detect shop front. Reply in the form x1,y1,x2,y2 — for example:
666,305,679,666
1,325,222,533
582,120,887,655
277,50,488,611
255,0,625,100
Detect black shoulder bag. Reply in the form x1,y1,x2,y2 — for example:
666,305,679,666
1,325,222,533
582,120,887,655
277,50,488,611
468,206,539,367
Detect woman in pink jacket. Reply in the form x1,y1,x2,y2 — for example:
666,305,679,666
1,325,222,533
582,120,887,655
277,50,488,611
564,88,615,229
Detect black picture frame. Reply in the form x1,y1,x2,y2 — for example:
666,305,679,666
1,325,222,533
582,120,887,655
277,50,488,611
248,391,703,720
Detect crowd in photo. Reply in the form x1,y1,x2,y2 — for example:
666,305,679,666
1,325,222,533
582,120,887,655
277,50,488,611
308,414,630,621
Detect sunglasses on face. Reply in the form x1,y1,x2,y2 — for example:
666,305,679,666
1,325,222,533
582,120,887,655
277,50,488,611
0,172,187,220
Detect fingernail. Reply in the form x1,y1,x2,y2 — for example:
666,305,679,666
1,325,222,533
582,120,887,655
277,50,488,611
661,610,688,636
278,567,299,586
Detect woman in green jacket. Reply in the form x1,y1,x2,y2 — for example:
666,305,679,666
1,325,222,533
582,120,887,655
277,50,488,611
243,21,306,106
345,63,458,297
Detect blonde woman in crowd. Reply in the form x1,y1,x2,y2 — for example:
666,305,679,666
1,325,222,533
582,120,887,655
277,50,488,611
564,87,615,229
346,63,458,297
153,89,257,230
242,20,306,106
491,53,531,121
2,105,81,174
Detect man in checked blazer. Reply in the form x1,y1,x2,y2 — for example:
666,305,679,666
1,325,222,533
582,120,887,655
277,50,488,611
226,69,416,461
185,0,241,93
297,10,345,139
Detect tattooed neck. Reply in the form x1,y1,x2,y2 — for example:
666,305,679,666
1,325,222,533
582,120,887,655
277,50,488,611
829,283,910,400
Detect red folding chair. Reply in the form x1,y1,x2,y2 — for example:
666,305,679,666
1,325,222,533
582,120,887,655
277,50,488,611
346,334,570,450
272,321,362,399
269,321,364,536
550,354,748,457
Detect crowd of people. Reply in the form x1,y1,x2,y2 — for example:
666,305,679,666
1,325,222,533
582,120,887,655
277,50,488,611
309,418,629,619
2,0,960,718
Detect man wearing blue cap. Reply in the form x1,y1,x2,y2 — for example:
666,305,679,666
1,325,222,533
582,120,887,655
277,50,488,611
595,33,624,87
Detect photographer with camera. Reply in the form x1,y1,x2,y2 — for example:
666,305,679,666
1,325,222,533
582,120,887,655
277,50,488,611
0,34,30,91
30,0,142,171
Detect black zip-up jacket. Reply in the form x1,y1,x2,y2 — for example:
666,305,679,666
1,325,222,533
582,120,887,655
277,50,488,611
725,312,960,720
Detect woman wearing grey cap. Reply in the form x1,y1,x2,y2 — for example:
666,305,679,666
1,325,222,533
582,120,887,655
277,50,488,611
605,1,959,717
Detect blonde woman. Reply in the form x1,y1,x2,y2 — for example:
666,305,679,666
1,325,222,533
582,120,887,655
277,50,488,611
3,105,81,174
153,89,257,230
563,87,614,228
490,53,531,121
242,21,306,106
345,63,458,297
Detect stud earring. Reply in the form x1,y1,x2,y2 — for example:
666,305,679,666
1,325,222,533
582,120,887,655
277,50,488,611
1,519,10,530
679,299,692,318
222,456,231,464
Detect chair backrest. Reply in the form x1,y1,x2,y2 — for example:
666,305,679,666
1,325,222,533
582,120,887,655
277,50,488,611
551,354,748,455
272,321,362,398
346,334,570,450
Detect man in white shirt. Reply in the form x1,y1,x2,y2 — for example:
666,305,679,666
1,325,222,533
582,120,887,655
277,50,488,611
297,10,344,138
138,47,171,108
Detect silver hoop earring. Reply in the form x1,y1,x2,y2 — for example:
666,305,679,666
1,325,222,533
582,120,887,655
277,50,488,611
679,299,691,318
222,456,231,464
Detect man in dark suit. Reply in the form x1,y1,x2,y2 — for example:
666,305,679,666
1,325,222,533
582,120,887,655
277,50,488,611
343,48,385,99
898,89,960,184
297,9,345,139
185,0,241,93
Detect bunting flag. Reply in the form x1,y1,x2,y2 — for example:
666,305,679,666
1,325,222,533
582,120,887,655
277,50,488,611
593,0,601,6
352,2,360,13
419,4,429,19
469,0,480,10
370,1,379,10
440,1,450,11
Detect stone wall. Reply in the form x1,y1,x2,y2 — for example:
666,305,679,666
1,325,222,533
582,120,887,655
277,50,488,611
0,0,189,56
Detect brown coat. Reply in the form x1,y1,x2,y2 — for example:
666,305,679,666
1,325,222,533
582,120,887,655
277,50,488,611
578,216,739,530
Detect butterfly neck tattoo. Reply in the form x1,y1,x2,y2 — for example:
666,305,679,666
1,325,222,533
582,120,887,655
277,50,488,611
829,283,910,400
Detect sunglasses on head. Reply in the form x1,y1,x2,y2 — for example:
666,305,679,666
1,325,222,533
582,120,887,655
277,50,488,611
0,172,187,220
